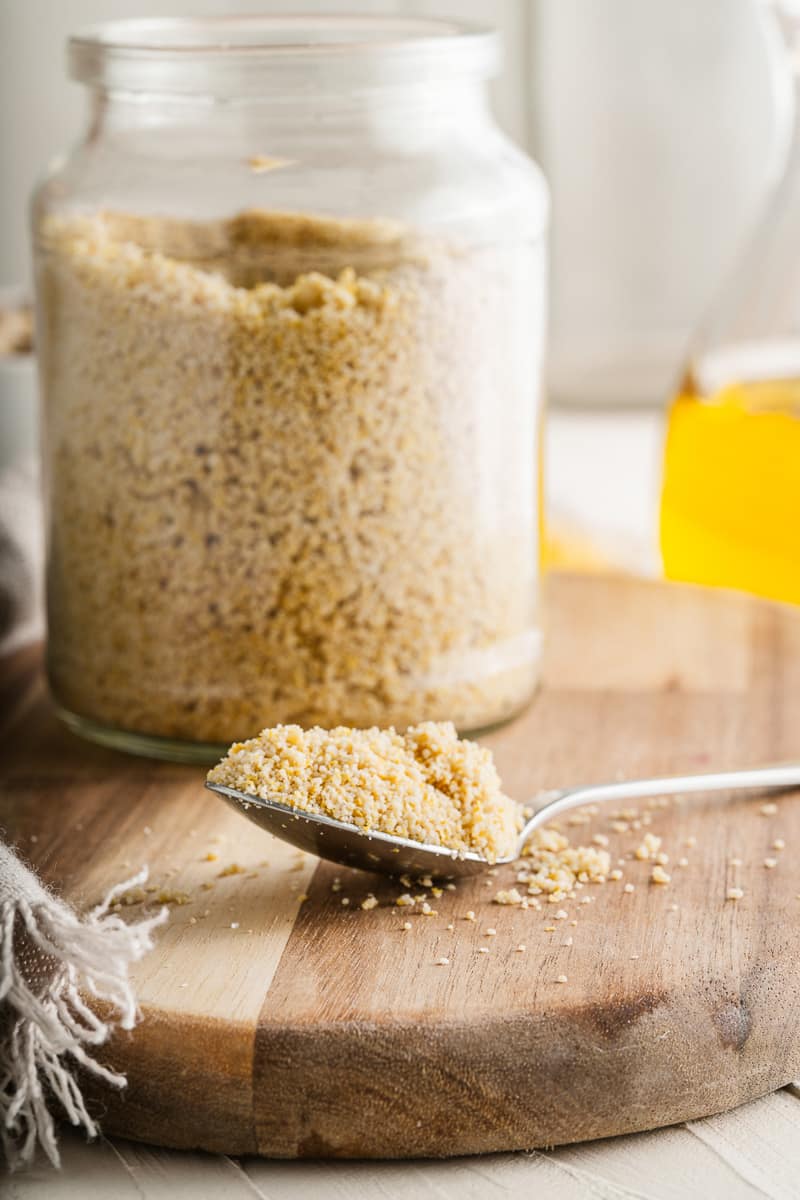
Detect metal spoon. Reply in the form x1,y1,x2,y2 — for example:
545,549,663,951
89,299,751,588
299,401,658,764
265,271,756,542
206,763,800,879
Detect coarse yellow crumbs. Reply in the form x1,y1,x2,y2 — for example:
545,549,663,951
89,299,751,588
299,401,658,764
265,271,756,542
209,721,520,861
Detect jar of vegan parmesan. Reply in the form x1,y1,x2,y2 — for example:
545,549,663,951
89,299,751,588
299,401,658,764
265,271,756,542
32,16,548,760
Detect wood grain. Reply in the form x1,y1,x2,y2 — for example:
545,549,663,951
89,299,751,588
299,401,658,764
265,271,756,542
2,574,800,1159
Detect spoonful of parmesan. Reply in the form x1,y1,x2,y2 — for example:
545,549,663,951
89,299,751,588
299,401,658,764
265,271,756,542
205,721,800,878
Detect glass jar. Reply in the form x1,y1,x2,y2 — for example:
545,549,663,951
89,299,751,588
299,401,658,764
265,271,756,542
33,16,548,761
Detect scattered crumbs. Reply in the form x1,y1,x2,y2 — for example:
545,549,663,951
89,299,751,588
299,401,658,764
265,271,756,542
555,974,568,984
611,820,629,834
402,921,412,931
729,857,742,867
494,888,523,906
247,153,292,172
29,835,38,844
156,889,191,906
203,852,218,862
435,957,450,966
764,858,778,870
773,838,786,851
217,862,245,877
487,868,498,877
543,925,556,933
421,902,437,916
579,896,592,905
478,946,490,954
396,893,415,907
760,802,778,816
331,879,342,892
201,881,214,891
630,954,639,960
361,894,379,910
685,835,697,847
654,851,669,865
445,883,457,892
418,875,434,888
179,982,188,989
203,909,211,918
516,944,526,953
668,902,679,912
727,886,744,901
230,922,240,929
677,857,689,868
297,893,309,904
446,923,454,931
554,909,568,920
592,833,609,847
634,832,662,861
399,874,413,888
431,887,443,898
341,897,350,906
623,883,635,894
651,865,671,885
143,826,152,836
188,916,197,925
485,927,497,936
562,936,573,946
609,869,623,881
569,919,578,927
464,910,476,922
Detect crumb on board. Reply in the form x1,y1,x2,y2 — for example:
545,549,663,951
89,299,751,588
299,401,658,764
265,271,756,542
634,832,662,861
727,886,745,901
217,862,245,877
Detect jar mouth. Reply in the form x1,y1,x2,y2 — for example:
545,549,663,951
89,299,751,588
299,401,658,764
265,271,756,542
68,14,499,96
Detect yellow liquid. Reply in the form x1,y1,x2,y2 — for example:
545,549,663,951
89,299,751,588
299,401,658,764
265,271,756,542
661,378,800,605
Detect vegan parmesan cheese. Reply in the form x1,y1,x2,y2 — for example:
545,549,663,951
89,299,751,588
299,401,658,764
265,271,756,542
208,720,521,862
39,208,540,747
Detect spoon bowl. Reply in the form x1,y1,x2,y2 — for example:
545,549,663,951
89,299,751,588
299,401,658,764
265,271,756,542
206,761,800,878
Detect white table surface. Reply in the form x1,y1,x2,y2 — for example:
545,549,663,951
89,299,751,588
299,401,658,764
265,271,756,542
9,409,800,1197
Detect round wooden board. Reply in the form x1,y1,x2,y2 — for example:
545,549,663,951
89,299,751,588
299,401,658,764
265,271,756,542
3,573,800,1159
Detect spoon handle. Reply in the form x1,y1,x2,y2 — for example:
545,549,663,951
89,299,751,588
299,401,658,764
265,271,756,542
516,763,800,855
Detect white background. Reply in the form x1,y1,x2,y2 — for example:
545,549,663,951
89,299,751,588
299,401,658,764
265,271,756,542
0,0,790,404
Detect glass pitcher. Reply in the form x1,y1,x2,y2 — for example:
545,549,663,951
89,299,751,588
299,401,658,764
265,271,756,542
661,4,800,603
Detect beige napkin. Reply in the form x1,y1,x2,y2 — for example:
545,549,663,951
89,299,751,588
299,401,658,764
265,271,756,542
0,459,166,1171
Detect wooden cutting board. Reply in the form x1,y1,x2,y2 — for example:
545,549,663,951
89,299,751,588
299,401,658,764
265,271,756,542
3,573,800,1159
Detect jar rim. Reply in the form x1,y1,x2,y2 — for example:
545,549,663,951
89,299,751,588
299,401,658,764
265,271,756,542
68,14,500,95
